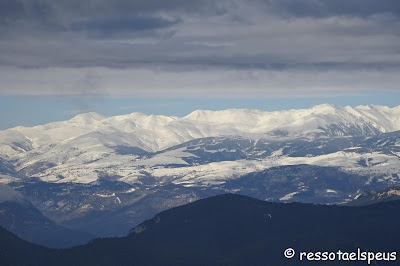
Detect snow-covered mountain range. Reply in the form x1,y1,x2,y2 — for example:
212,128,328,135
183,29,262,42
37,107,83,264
2,104,400,154
1,103,400,184
1,104,400,236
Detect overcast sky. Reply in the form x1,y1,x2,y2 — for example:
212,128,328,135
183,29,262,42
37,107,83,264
1,0,400,128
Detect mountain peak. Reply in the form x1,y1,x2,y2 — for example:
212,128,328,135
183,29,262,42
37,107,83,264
311,103,340,113
183,110,213,121
69,112,106,124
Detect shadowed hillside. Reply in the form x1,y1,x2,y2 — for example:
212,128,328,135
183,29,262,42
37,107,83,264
1,194,400,265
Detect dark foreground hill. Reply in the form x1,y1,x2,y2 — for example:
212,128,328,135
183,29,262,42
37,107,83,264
0,226,58,265
2,194,400,265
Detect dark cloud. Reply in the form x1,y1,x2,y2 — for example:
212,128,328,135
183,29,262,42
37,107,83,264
2,0,400,39
0,0,221,26
258,0,400,18
0,1,185,39
0,0,51,24
70,16,181,37
3,0,400,21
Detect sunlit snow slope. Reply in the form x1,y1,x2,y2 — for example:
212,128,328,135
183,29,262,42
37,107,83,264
0,104,400,184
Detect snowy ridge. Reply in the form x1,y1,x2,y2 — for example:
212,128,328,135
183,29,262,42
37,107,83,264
1,104,400,184
1,104,400,153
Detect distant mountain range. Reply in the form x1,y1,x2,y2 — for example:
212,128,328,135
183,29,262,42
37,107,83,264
0,200,94,248
0,104,400,237
1,194,400,265
0,185,94,248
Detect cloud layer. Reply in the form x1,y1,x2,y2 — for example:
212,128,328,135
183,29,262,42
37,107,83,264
1,0,399,97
